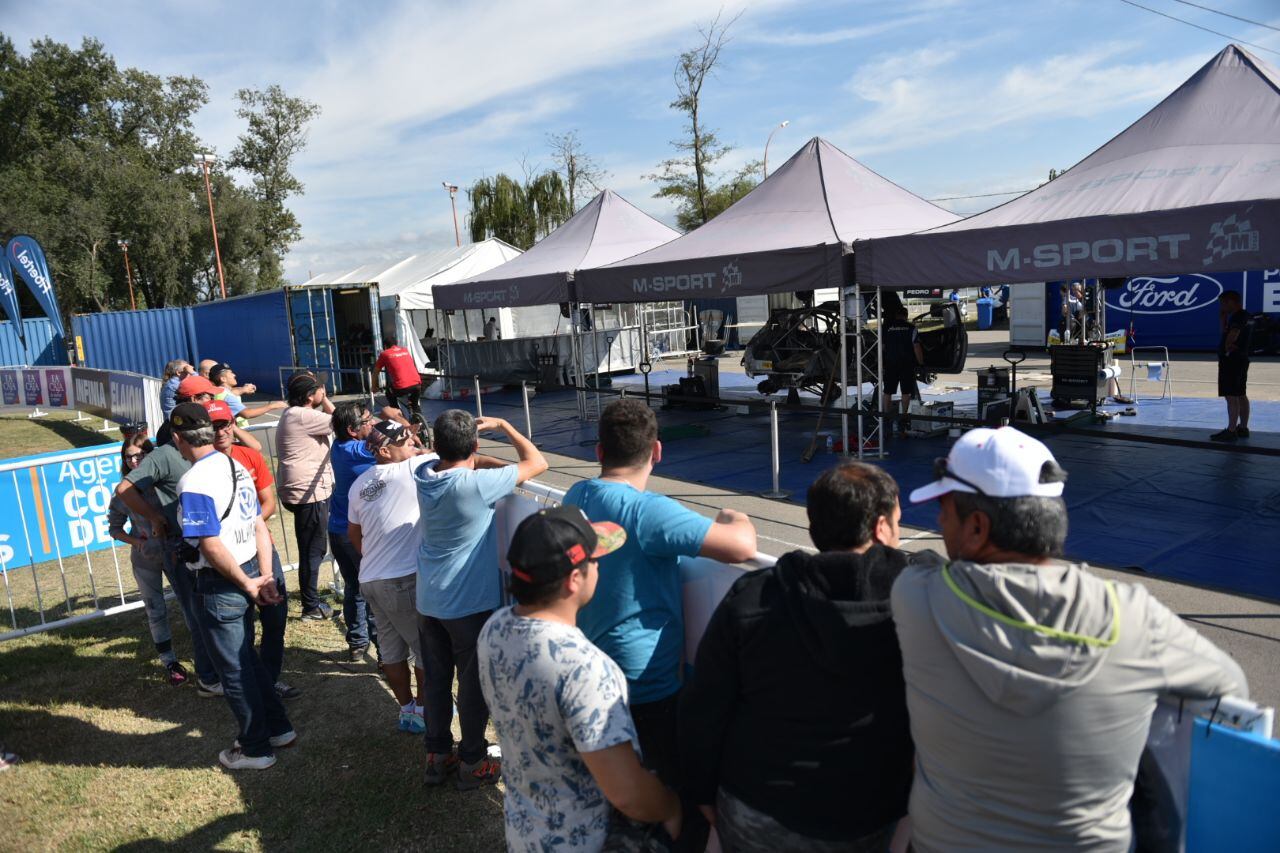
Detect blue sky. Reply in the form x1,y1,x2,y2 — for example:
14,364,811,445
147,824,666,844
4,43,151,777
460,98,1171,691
8,0,1280,282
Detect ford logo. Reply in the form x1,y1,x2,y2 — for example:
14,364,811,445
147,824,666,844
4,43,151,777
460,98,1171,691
1106,275,1224,315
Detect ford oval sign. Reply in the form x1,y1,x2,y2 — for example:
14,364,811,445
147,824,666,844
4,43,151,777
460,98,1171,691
1106,275,1224,315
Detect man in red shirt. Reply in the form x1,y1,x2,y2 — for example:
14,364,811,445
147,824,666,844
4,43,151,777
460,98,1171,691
206,399,300,700
373,335,423,425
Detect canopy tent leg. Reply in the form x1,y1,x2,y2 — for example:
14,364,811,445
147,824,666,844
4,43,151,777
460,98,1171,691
839,285,850,457
854,288,864,459
875,285,885,460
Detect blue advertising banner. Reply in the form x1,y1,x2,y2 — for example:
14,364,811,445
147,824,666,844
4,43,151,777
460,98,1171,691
0,370,18,406
108,372,146,425
0,254,24,343
0,446,122,570
7,236,65,339
1045,269,1280,350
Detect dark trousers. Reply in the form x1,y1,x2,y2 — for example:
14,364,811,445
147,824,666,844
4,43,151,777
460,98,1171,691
386,384,423,420
256,548,288,684
194,556,292,757
163,537,219,686
633,690,709,852
282,499,329,612
418,610,492,764
328,529,376,652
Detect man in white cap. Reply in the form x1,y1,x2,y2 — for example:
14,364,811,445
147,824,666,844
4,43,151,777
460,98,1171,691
892,426,1247,852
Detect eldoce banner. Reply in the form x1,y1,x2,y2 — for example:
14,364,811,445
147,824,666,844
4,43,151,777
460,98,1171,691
7,235,65,338
0,253,25,344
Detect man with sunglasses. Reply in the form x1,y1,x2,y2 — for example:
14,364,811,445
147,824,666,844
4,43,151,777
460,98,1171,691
207,399,298,700
891,426,1247,852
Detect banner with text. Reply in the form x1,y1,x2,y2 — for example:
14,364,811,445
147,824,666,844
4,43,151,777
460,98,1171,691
0,254,25,341
6,236,64,339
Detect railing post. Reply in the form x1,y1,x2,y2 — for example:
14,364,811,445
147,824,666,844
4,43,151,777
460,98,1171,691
761,400,790,499
473,375,483,418
521,381,533,440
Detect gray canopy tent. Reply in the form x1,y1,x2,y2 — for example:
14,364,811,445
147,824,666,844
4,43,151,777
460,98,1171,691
854,45,1280,288
432,190,680,413
576,136,959,453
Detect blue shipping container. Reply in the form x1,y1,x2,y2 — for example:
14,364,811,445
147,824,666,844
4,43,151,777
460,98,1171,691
190,290,294,393
0,318,65,367
72,307,197,378
1044,269,1280,351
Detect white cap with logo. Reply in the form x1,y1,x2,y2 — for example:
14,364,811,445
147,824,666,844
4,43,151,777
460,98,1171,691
909,426,1066,504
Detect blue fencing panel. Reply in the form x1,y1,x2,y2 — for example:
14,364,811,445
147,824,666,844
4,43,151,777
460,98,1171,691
72,307,196,378
190,290,293,393
1187,719,1280,851
0,318,64,367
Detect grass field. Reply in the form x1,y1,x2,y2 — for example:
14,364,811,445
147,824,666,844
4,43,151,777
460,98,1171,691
0,414,507,851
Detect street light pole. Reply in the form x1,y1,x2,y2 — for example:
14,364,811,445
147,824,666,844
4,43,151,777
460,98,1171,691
116,239,137,310
195,153,228,299
762,119,791,179
442,182,461,247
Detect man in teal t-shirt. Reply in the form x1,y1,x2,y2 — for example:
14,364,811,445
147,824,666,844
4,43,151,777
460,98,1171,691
564,399,758,803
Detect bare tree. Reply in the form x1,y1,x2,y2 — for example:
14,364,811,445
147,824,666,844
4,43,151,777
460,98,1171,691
548,130,609,211
646,11,743,230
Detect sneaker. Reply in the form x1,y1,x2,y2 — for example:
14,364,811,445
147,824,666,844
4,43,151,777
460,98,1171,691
300,607,329,621
275,681,302,700
0,747,17,771
398,710,426,734
166,662,189,687
1237,426,1250,438
423,751,459,786
196,679,224,698
348,645,368,663
456,756,501,791
218,747,276,770
234,730,298,750
1209,429,1238,443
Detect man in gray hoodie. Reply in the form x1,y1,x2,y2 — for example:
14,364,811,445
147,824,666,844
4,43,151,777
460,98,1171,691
893,426,1246,852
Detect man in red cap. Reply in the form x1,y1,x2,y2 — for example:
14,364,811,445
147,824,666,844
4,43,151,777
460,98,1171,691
155,375,220,447
206,399,299,700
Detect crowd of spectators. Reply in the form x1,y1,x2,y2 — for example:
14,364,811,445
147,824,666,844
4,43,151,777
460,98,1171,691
109,368,1248,850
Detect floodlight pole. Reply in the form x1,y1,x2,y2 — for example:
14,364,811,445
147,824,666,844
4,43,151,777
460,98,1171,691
116,239,137,310
762,120,790,179
195,153,228,299
443,182,461,247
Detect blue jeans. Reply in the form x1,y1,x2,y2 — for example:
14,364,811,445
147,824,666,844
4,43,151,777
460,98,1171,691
328,529,376,652
257,549,288,684
194,556,292,757
163,537,219,686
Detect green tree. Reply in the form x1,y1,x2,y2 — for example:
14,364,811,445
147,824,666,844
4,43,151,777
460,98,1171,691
646,12,745,231
467,170,571,249
0,36,314,314
229,85,320,288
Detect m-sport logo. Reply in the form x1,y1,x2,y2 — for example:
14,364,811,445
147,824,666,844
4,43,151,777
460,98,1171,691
986,235,1191,273
1106,275,1223,315
631,259,745,295
463,288,509,305
1204,211,1259,266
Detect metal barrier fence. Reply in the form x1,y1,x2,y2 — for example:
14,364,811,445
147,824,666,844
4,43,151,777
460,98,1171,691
0,421,328,642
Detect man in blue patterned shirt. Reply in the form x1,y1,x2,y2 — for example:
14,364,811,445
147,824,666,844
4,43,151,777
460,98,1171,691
479,506,682,851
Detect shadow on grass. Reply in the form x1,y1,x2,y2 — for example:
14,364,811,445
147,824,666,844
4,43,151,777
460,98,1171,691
0,601,507,850
21,415,116,450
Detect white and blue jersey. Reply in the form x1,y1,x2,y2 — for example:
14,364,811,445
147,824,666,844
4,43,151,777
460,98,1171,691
177,451,261,569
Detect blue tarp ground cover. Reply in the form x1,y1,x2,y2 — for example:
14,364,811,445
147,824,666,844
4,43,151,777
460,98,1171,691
416,387,1280,601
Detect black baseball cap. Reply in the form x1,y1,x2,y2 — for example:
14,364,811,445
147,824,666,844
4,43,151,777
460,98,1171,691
119,420,148,437
208,362,232,385
169,402,212,431
507,506,626,586
366,419,410,451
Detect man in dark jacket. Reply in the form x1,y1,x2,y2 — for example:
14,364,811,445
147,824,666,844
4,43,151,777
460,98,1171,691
679,461,912,852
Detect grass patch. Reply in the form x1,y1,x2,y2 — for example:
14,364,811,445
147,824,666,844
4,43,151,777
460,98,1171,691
0,412,506,850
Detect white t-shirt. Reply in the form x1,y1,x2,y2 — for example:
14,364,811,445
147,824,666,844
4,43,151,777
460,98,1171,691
347,454,438,583
178,451,260,568
479,607,639,852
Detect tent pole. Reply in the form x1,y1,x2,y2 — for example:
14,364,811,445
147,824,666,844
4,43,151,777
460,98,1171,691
839,284,850,457
876,284,885,460
854,285,864,459
570,302,585,420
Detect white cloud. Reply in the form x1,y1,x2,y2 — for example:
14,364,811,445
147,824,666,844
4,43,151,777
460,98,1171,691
840,40,1205,157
